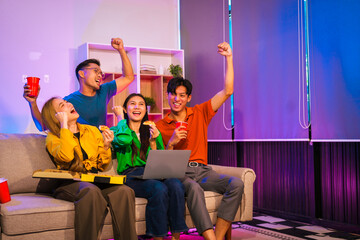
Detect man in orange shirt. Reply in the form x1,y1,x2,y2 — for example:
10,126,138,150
156,42,244,240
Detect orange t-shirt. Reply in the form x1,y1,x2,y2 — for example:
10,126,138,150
156,99,216,165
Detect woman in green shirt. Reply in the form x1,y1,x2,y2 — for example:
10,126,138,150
111,93,188,240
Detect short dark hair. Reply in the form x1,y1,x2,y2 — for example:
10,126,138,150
167,77,192,96
75,59,101,82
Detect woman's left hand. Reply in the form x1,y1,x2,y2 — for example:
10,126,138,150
102,129,114,150
149,124,159,140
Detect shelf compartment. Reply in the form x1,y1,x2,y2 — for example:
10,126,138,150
79,43,184,128
148,114,163,123
140,75,162,114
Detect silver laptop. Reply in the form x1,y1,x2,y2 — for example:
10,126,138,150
133,150,191,179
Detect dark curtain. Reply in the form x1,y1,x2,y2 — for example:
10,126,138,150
239,141,315,217
319,142,360,225
208,142,237,167
208,141,360,226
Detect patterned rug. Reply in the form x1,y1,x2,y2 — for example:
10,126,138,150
242,213,360,240
135,212,360,240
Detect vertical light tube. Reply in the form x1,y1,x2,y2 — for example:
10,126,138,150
229,0,234,127
304,0,311,124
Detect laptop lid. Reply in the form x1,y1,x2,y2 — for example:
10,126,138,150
142,150,191,179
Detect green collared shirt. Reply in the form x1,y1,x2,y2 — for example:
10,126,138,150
111,119,164,174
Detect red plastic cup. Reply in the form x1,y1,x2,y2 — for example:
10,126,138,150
26,77,40,97
176,121,188,131
0,178,11,204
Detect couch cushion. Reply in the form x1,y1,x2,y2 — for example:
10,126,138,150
107,191,223,225
0,193,74,235
1,194,149,237
1,192,227,237
0,134,59,194
102,158,118,175
102,197,148,228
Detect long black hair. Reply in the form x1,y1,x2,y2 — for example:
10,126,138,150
123,93,150,163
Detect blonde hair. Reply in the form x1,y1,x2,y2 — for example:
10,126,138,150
41,97,61,137
41,97,85,172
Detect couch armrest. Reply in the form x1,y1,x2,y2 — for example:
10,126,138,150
209,165,256,183
208,164,256,221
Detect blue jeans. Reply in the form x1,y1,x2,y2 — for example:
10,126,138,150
122,167,188,237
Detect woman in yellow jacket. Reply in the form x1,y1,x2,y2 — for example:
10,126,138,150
41,97,137,240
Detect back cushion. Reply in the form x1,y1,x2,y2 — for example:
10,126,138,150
102,158,118,175
0,133,58,194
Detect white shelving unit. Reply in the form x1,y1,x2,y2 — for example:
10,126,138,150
78,43,184,127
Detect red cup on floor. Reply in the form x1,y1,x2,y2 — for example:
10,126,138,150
0,178,11,204
26,77,40,97
176,121,188,131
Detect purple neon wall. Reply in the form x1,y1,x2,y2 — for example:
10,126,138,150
232,0,309,141
181,0,309,141
180,0,232,140
0,0,180,134
309,0,360,141
181,0,360,141
181,0,360,230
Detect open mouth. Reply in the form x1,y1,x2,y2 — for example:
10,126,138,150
132,111,142,116
70,108,76,114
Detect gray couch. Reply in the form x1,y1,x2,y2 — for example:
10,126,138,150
0,133,256,240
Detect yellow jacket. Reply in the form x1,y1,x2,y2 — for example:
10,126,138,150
46,123,111,172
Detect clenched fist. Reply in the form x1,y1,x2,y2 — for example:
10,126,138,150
111,38,124,51
217,42,232,57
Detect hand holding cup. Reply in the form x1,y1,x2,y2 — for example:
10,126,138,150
167,122,188,149
23,77,41,103
175,121,188,131
26,77,40,97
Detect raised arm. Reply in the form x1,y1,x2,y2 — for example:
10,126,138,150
111,38,135,94
112,105,124,123
46,112,77,162
210,42,234,112
23,84,44,131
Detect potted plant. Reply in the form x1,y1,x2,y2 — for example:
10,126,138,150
168,64,183,77
144,96,156,112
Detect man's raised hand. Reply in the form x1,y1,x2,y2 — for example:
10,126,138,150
217,42,232,57
111,38,124,51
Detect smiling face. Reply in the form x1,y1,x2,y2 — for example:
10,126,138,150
167,85,192,114
79,63,104,91
52,98,79,121
124,96,147,122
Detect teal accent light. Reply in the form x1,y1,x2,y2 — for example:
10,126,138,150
303,0,311,124
229,0,234,127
